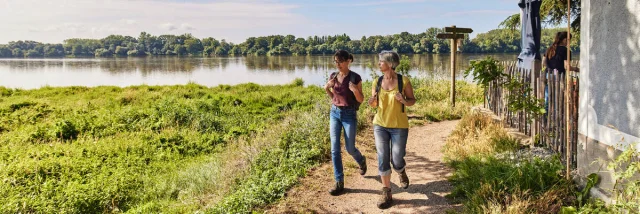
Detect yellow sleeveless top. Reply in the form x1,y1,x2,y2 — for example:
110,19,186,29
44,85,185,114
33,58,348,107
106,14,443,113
373,76,409,129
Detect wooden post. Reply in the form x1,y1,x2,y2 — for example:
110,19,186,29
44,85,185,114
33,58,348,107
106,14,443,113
451,25,457,107
566,0,571,180
532,60,541,148
437,26,472,108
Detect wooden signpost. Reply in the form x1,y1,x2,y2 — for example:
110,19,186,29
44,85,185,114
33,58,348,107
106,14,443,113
437,25,473,107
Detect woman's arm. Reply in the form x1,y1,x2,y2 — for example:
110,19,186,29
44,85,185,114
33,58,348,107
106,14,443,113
350,82,364,103
368,80,378,108
564,60,580,72
324,77,335,98
401,78,416,106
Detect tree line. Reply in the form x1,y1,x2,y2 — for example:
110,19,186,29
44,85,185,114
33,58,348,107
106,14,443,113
0,27,579,58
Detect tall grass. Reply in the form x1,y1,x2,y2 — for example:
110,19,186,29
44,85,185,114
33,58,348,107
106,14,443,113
410,79,483,122
443,112,518,161
444,113,574,213
209,108,330,213
0,82,325,213
360,77,483,124
0,76,482,213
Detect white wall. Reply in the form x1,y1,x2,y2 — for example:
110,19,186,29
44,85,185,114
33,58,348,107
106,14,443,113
579,0,640,151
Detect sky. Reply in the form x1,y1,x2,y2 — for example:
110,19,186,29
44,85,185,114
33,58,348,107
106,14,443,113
0,0,519,44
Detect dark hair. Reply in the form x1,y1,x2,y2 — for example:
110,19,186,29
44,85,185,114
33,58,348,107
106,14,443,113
334,50,354,62
546,31,570,59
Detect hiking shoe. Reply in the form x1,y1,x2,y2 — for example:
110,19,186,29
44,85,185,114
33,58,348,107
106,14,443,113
329,181,344,196
377,187,393,209
358,157,367,176
399,170,409,189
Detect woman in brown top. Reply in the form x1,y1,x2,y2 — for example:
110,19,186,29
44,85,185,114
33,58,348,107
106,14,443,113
324,50,367,196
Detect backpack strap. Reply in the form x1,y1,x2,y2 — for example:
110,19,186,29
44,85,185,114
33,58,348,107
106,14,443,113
349,72,361,110
350,71,356,84
375,76,383,107
330,72,337,80
397,74,404,113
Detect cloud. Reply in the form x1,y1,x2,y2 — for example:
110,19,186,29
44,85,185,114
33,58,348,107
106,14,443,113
160,23,178,31
395,13,427,19
181,23,196,31
442,10,517,17
122,19,138,25
335,0,429,7
27,23,85,33
0,0,306,43
159,23,195,31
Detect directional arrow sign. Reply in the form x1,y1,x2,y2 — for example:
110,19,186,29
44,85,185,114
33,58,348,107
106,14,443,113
445,27,473,33
436,34,465,39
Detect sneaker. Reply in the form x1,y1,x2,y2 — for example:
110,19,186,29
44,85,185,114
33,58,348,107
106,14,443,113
358,157,367,176
377,187,393,209
399,170,409,189
329,181,344,196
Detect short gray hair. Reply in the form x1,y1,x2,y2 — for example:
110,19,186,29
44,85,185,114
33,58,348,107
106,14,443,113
379,50,400,70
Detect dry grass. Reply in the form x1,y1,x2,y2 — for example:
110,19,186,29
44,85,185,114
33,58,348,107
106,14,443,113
444,112,574,214
443,112,519,162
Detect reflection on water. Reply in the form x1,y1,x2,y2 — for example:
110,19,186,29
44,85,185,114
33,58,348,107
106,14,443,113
0,54,522,89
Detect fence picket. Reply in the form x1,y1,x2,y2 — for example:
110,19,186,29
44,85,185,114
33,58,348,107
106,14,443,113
487,62,579,169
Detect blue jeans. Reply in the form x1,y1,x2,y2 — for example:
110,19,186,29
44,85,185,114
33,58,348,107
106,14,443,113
373,125,409,176
330,105,364,182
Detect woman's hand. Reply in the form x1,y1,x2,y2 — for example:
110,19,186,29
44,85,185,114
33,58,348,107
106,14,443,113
348,82,358,92
325,78,336,90
368,93,378,107
394,92,405,104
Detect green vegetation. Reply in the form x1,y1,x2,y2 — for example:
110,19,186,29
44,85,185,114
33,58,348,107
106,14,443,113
409,79,483,122
561,143,640,214
444,113,575,213
0,28,579,58
500,0,581,33
465,57,546,123
0,70,483,213
0,81,327,213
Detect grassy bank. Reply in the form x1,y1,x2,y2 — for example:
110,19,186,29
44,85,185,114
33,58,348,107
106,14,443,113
0,81,327,213
0,77,482,213
444,113,575,213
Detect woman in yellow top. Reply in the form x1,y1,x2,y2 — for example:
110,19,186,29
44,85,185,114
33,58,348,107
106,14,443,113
367,50,416,209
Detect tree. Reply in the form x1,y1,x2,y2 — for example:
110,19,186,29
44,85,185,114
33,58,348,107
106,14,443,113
12,48,23,57
214,46,228,55
203,46,214,56
174,45,187,56
184,38,204,55
115,46,129,56
0,46,12,57
500,0,581,32
44,44,65,57
127,49,145,57
0,27,581,58
229,46,242,55
94,48,111,57
71,45,84,56
25,50,43,58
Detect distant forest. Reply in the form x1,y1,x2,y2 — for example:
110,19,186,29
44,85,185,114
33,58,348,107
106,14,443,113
0,27,579,58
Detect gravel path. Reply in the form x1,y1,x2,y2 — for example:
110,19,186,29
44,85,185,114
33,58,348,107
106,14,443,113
266,120,462,213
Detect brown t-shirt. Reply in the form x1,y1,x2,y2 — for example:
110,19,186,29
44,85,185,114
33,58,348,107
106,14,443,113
331,71,362,107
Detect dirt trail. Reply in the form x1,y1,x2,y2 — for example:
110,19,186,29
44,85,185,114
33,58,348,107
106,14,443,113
267,120,462,213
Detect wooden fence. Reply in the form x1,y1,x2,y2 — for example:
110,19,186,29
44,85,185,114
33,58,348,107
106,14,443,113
485,61,580,168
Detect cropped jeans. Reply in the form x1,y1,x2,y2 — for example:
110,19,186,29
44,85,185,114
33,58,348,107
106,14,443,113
373,125,409,176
